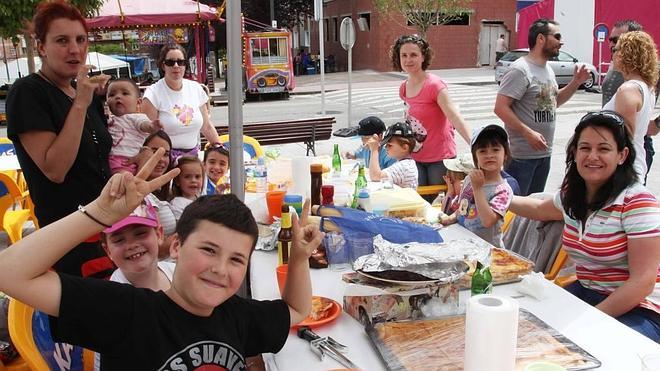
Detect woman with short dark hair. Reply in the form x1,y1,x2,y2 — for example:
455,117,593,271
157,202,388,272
510,111,660,342
6,0,113,278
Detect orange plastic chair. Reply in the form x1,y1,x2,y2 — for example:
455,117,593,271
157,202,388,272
0,173,31,244
216,134,264,159
501,210,515,234
416,184,447,199
8,299,91,371
544,247,577,287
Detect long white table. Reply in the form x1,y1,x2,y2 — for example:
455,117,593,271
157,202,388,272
250,224,660,371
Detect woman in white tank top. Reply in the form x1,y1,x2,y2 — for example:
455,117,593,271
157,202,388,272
603,31,658,180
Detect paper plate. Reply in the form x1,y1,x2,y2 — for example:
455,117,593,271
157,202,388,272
291,296,342,329
357,270,442,285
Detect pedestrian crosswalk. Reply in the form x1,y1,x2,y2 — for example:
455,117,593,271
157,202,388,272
310,83,603,124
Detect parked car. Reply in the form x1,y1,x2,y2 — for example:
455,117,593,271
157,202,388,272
495,48,598,89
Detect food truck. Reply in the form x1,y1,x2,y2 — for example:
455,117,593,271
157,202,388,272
242,30,295,97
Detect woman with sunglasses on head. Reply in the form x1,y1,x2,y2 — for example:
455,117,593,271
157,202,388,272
5,0,114,278
603,31,658,181
390,35,471,187
142,44,221,159
510,110,660,342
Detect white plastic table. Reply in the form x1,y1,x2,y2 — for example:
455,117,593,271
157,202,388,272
250,224,660,371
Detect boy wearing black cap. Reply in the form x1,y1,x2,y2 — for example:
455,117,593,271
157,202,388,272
346,116,397,169
367,121,418,188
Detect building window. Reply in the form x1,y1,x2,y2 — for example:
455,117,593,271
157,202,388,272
357,12,370,31
333,17,338,42
324,19,329,41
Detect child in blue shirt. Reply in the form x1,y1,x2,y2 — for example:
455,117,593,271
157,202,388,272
346,116,397,169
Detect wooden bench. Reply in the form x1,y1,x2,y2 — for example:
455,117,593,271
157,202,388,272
203,116,335,156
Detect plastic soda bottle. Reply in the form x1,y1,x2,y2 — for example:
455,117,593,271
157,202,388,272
255,157,268,193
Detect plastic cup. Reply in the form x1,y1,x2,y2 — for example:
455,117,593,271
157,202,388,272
349,231,374,264
642,354,660,371
372,199,389,216
266,190,286,221
324,232,350,271
276,264,288,295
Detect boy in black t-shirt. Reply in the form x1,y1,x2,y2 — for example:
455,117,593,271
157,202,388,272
0,150,324,370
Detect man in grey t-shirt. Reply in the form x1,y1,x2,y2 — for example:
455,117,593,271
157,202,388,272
494,19,590,196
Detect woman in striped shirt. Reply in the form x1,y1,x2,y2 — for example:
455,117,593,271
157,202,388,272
510,110,660,342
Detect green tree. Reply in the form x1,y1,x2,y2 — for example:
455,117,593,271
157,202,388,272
373,0,472,38
0,0,105,74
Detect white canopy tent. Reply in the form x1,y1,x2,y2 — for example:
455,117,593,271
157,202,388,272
0,52,130,84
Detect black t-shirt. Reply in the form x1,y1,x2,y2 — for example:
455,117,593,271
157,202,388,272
6,73,111,226
50,273,290,371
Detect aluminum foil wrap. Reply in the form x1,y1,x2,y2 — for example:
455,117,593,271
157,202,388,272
353,235,491,282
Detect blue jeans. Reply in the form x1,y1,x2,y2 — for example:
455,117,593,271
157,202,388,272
644,135,654,185
504,157,551,196
565,281,660,343
416,160,448,186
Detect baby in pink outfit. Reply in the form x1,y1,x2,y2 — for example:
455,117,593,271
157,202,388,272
106,78,161,174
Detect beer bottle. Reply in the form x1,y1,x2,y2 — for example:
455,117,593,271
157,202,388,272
470,261,493,295
277,205,293,265
332,143,342,177
351,165,368,208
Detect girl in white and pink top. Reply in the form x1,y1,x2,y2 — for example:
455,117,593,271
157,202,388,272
391,35,471,186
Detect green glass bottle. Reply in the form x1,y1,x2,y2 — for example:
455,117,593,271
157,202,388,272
332,143,342,176
351,165,368,208
471,261,493,296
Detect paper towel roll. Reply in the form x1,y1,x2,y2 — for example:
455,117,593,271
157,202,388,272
464,294,519,371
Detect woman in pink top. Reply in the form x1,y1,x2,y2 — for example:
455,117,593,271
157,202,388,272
391,35,471,186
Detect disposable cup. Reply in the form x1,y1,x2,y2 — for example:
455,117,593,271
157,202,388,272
266,190,286,221
324,232,350,271
349,231,374,264
276,264,288,295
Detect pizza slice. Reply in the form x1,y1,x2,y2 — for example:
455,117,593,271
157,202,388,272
310,296,334,321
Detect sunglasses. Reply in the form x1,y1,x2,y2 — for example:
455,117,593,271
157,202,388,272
205,142,229,152
580,110,625,134
399,34,422,42
163,59,186,67
608,35,619,44
545,33,562,41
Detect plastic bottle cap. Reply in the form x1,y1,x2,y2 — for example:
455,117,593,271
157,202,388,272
310,163,323,173
284,194,303,203
358,189,369,198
